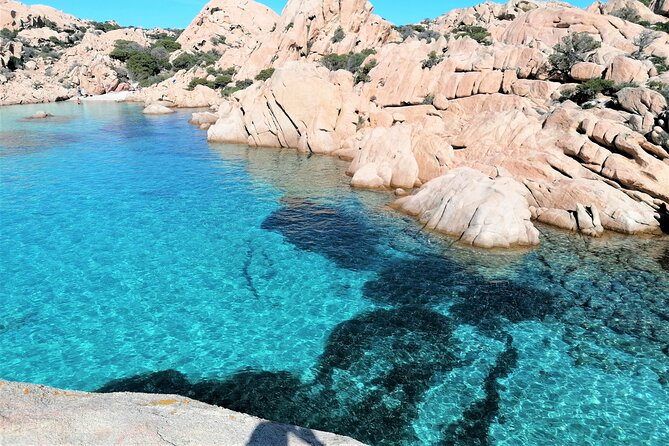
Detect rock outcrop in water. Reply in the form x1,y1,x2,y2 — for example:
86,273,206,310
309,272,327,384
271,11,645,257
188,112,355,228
0,380,363,445
2,0,669,247
394,167,540,248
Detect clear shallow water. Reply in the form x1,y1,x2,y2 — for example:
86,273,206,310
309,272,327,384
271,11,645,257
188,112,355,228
1,102,668,445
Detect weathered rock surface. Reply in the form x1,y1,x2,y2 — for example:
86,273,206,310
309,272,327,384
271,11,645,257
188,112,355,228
209,61,365,153
0,380,365,446
236,0,395,78
395,167,540,248
177,0,278,66
1,0,85,31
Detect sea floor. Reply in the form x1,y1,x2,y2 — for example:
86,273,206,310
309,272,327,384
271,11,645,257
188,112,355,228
1,102,668,445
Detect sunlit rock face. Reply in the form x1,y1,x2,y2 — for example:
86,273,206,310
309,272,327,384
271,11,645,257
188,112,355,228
176,0,278,66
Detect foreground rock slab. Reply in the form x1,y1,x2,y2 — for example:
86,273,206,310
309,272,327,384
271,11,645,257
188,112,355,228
0,380,365,446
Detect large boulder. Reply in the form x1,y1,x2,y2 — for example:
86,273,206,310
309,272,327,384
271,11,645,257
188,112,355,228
207,102,249,143
570,62,605,81
616,87,667,116
605,56,653,84
395,167,540,248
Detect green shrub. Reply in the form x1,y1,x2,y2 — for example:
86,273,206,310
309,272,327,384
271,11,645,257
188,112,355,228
449,24,491,45
126,52,164,81
651,55,669,74
611,7,641,24
91,21,122,32
236,79,253,89
171,51,218,70
422,51,443,69
188,77,215,90
422,94,434,105
331,26,345,43
321,49,376,73
48,36,67,46
139,73,170,88
354,59,377,83
211,35,227,45
652,22,669,33
255,68,275,81
549,32,601,80
171,52,197,70
153,37,181,53
213,74,233,88
393,25,441,43
559,79,634,105
321,53,348,71
207,66,237,77
110,40,143,62
221,79,253,97
0,28,18,40
647,80,669,102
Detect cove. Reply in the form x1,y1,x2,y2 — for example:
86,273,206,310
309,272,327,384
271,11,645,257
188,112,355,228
1,102,668,446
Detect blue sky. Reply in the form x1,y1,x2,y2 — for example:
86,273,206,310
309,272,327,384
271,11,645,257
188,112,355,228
23,0,592,28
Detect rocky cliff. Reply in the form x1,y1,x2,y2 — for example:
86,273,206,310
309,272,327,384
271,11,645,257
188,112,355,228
2,0,668,248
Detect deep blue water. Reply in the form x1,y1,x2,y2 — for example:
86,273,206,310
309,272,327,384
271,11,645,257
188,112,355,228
1,102,668,445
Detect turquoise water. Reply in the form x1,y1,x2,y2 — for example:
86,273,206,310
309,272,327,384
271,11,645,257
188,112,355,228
1,102,668,445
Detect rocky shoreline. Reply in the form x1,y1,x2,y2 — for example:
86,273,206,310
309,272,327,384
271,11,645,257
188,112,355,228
4,0,667,248
0,380,365,445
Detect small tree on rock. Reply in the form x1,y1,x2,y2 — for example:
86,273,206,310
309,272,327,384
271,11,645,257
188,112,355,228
632,30,659,59
549,32,601,80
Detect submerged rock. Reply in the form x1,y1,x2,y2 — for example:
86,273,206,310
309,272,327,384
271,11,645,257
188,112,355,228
27,111,50,119
143,104,175,115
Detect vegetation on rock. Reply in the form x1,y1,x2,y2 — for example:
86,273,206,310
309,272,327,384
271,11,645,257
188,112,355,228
255,68,275,81
448,24,491,45
549,32,601,80
171,50,219,70
331,26,345,43
422,51,444,69
559,79,637,105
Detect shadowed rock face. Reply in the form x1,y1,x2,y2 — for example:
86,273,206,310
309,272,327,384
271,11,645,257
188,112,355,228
261,198,381,271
